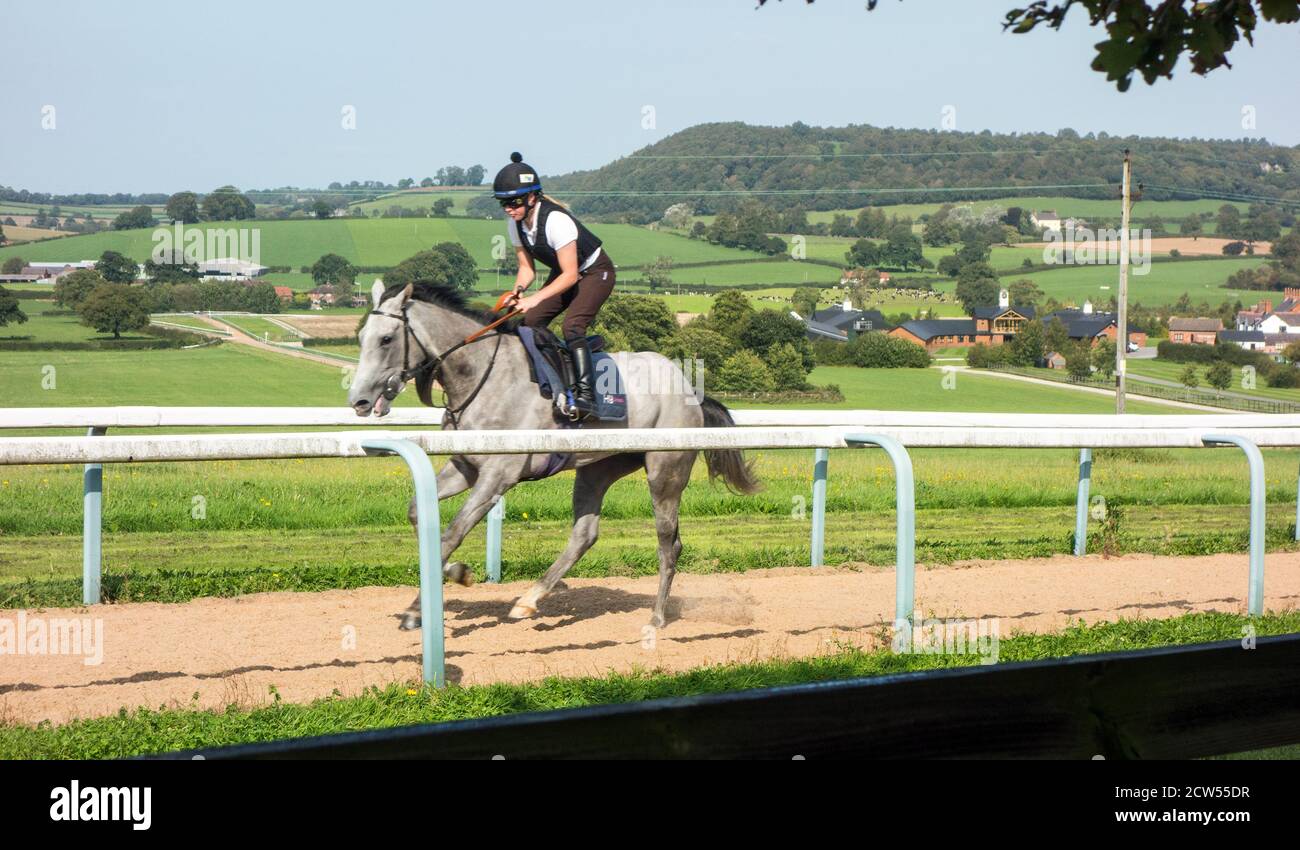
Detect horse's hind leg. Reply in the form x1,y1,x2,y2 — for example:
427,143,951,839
645,450,694,629
509,453,643,619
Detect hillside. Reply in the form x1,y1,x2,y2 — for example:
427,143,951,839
548,122,1300,220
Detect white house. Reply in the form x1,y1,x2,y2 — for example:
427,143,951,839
1255,312,1300,336
1032,210,1062,234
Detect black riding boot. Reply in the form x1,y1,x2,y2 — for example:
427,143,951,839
567,336,597,419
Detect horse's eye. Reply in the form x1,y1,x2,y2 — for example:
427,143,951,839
380,335,394,346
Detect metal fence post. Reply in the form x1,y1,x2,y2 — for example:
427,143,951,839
1074,448,1092,556
83,426,107,604
1203,434,1265,617
486,494,504,583
361,439,445,686
811,448,828,567
844,434,915,625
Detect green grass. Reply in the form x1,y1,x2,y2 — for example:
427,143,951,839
2,300,158,343
0,345,417,408
783,365,1174,413
0,218,769,271
1125,358,1300,403
3,609,1295,758
216,315,299,342
345,187,486,217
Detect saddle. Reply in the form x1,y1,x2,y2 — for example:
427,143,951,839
517,326,627,422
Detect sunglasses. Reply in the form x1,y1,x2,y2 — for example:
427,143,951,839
498,197,528,209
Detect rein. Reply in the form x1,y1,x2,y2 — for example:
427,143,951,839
370,301,512,427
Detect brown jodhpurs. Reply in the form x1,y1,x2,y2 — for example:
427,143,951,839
522,252,616,340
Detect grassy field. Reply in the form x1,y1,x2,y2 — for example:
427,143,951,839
801,196,1248,226
0,218,768,270
0,345,405,409
345,187,488,217
2,609,1296,757
216,315,300,342
3,299,158,343
1125,358,1300,403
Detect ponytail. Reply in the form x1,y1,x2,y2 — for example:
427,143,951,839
538,192,570,211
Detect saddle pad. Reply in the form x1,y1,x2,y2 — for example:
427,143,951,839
517,327,628,421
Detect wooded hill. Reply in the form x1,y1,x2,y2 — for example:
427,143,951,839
549,122,1300,221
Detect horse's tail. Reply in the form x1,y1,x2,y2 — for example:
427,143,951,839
699,395,763,495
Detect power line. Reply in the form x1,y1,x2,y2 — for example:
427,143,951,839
1139,183,1300,209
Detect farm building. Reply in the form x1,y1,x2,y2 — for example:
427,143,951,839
1031,210,1061,233
198,257,268,281
888,290,1034,351
803,300,890,343
1167,317,1223,345
1040,301,1148,349
1217,329,1268,351
272,286,294,302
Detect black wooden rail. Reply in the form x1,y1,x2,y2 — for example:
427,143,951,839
165,634,1300,759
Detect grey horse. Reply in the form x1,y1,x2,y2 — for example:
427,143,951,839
348,279,761,629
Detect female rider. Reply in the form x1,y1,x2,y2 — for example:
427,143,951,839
496,152,615,418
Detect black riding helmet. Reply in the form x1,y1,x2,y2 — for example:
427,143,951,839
492,152,541,199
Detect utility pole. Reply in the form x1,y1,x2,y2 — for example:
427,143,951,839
1116,149,1132,415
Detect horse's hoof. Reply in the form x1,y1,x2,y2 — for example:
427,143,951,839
445,561,473,587
649,612,666,629
399,613,422,631
508,602,536,620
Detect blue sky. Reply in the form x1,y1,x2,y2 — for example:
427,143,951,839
3,0,1297,194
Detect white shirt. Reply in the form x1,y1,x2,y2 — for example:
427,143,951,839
507,206,601,272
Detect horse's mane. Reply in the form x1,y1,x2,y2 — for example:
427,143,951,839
376,279,519,407
378,280,503,325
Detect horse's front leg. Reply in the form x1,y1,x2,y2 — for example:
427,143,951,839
399,460,519,630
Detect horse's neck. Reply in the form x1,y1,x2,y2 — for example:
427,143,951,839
413,302,508,389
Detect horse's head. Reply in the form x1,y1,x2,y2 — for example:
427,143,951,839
349,280,413,417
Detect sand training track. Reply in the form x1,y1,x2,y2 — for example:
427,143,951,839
4,551,1300,727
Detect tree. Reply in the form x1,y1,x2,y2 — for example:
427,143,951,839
954,262,1000,313
1066,345,1092,381
1179,364,1200,390
1092,338,1116,378
708,290,754,339
312,200,334,220
0,222,5,246
465,196,499,220
166,191,201,223
642,256,674,292
880,225,924,270
112,205,155,230
592,294,678,352
1216,204,1242,240
54,269,105,308
143,253,200,284
661,325,736,373
385,242,478,292
1010,319,1044,367
0,285,28,328
1222,241,1246,256
1206,360,1233,395
845,238,880,268
714,350,775,393
78,284,150,339
2,256,25,275
1179,214,1203,240
466,165,486,186
765,342,811,390
1007,278,1043,308
311,253,358,288
660,203,693,230
1044,316,1069,354
791,286,821,318
432,198,454,218
95,251,138,283
846,333,931,368
201,186,256,221
739,309,814,371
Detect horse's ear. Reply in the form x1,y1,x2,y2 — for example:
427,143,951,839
370,279,385,308
401,282,414,302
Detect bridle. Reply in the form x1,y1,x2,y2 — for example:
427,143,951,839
369,299,507,427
